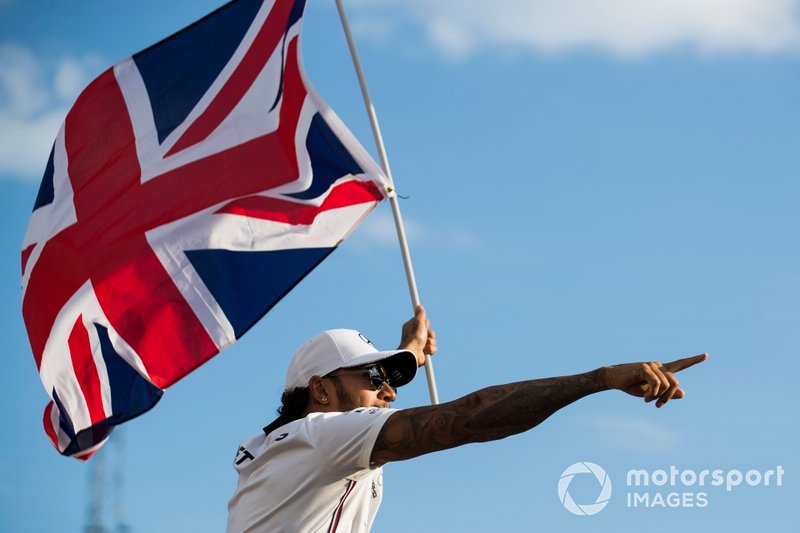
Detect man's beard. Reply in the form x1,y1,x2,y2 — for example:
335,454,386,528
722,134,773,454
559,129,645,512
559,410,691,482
330,375,360,411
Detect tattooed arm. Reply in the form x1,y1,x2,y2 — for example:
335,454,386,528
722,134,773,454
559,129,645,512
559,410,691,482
371,354,707,464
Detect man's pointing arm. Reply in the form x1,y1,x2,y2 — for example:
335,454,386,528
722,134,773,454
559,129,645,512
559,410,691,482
371,354,708,465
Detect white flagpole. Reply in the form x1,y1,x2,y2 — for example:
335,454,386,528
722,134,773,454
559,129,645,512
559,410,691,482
334,0,439,404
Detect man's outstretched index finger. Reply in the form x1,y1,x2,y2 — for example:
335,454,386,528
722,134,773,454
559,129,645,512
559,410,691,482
662,353,708,373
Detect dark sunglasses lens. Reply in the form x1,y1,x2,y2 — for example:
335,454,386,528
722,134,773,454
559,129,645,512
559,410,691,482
367,367,390,390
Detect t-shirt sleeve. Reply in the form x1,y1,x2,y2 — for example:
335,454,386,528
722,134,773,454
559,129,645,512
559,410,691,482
307,408,397,480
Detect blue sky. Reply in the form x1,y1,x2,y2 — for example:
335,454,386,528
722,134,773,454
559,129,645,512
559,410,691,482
1,1,798,531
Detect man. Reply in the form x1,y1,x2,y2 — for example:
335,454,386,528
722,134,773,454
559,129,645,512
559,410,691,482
227,306,707,532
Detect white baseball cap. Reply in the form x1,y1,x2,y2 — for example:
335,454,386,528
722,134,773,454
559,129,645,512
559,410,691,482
285,329,418,390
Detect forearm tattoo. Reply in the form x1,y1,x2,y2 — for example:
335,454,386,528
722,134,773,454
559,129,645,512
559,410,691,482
372,369,608,464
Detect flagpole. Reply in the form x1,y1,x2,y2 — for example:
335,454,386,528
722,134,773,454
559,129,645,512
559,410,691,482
334,0,439,405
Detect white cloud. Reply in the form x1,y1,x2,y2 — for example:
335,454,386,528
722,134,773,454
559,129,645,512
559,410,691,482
0,111,65,176
351,0,800,59
349,16,395,46
588,415,685,454
54,57,97,101
0,43,103,180
355,208,478,250
358,208,422,246
0,44,50,116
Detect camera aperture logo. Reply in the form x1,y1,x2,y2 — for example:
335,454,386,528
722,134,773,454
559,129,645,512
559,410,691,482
558,462,612,516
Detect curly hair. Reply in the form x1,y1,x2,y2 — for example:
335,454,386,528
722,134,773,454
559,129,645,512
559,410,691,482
262,387,310,436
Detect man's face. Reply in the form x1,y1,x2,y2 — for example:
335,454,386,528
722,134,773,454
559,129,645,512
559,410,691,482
325,365,397,411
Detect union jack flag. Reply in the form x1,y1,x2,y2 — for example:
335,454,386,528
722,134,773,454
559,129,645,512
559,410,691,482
21,0,388,459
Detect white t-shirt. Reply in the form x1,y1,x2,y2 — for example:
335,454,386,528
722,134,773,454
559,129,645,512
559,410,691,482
227,407,396,533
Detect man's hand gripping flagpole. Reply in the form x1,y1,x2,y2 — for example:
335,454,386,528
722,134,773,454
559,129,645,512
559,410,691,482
335,0,440,404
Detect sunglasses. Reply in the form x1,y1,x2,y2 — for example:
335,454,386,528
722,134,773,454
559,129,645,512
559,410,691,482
326,365,395,392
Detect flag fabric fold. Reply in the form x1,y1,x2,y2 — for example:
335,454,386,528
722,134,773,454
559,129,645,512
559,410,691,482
21,0,388,459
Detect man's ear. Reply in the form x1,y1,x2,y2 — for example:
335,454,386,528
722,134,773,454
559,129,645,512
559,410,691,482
308,376,331,406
